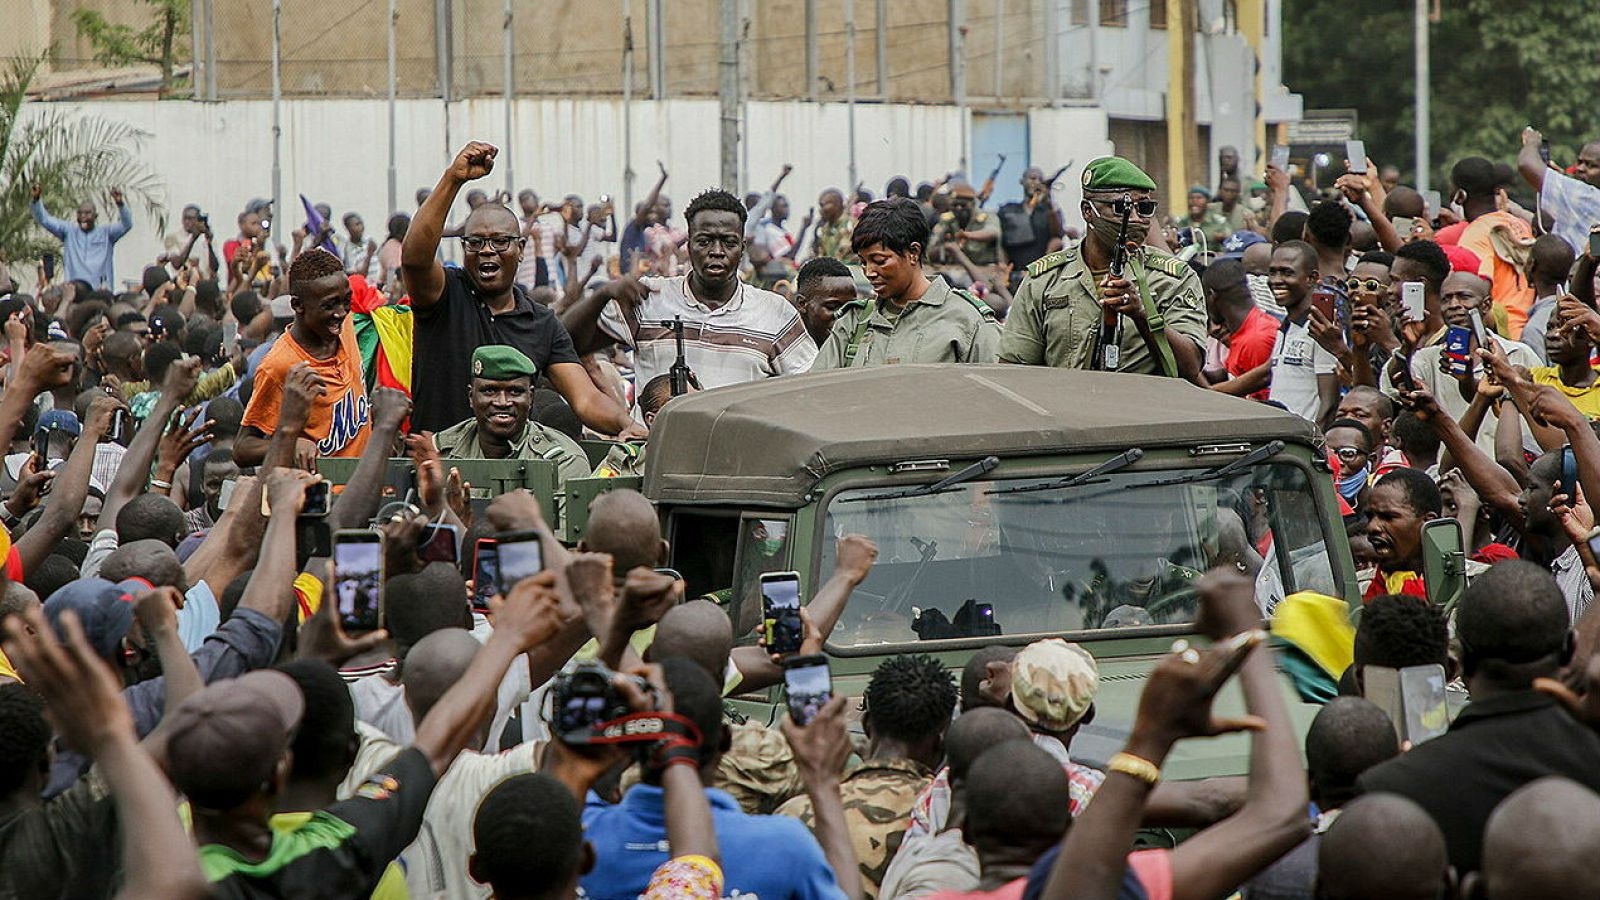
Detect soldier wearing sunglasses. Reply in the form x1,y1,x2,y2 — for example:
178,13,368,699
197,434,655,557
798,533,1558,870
999,157,1206,382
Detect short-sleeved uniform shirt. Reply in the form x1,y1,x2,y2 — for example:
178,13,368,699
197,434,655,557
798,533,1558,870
242,319,372,458
814,277,1001,369
931,211,1003,266
597,274,818,390
411,268,582,433
999,240,1207,375
199,747,437,899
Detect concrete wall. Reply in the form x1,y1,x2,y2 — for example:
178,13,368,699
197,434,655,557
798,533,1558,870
17,95,1112,283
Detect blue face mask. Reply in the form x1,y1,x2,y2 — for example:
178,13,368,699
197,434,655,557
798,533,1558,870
1338,465,1370,503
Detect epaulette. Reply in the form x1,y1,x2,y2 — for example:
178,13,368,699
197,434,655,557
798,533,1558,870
1025,250,1071,279
938,211,956,223
974,212,988,224
1142,250,1191,279
952,289,997,320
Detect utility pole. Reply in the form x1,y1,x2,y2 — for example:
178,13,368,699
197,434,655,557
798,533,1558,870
846,0,857,193
1414,0,1430,192
719,0,740,190
1165,0,1198,214
270,0,281,243
805,0,818,102
623,0,636,216
949,0,967,173
503,0,515,199
386,0,398,215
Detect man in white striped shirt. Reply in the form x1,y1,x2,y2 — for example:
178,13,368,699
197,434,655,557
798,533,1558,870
562,188,817,395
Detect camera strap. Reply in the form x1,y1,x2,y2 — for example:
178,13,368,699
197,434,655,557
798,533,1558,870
564,711,702,749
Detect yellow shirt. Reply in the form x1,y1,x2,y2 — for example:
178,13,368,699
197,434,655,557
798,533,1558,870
1530,367,1600,419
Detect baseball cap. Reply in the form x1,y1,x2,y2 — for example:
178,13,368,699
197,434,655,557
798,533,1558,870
245,198,273,216
1441,244,1485,278
35,410,80,440
42,576,153,660
165,669,305,809
1220,230,1267,259
1010,638,1099,732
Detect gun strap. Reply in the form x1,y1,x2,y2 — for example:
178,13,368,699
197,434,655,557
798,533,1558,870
1131,256,1178,378
843,305,875,366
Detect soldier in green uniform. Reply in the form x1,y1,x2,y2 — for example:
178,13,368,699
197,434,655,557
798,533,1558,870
433,345,591,485
590,373,699,478
928,181,1002,267
1172,184,1231,248
999,156,1206,382
814,198,1001,369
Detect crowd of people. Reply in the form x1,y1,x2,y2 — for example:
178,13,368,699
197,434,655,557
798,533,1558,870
4,118,1600,900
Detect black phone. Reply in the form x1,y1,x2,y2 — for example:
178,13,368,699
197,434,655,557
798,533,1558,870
495,530,544,591
1589,227,1600,258
472,538,499,612
108,408,129,446
783,654,832,726
761,571,804,656
301,479,331,517
1391,349,1418,394
419,522,461,564
41,253,56,281
1540,139,1552,165
333,530,385,633
1561,446,1579,504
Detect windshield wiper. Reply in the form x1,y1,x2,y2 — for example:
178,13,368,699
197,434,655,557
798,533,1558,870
842,455,1001,503
985,448,1146,497
1140,440,1285,488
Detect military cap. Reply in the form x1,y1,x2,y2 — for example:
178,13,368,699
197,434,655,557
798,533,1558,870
1081,156,1158,192
1187,184,1212,198
471,344,538,380
947,180,978,198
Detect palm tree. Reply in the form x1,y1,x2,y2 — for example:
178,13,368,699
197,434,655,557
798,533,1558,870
1,54,165,281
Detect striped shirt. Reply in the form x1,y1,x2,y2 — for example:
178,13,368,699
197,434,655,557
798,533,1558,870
598,274,818,392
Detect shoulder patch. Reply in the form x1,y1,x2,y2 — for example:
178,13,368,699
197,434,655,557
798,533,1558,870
953,289,997,320
839,298,870,314
938,211,956,223
1143,252,1191,279
1025,250,1071,279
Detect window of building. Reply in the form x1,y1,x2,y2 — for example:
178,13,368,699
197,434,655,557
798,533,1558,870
1100,0,1128,27
1150,0,1167,29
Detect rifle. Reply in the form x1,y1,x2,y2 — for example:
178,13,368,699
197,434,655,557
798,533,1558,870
979,154,1008,204
1092,196,1134,371
669,316,692,397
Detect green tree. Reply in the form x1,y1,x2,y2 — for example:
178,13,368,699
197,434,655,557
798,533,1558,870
1284,0,1600,191
0,55,165,278
71,0,190,95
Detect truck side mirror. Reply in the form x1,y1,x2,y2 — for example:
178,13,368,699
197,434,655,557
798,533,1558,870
1421,518,1466,613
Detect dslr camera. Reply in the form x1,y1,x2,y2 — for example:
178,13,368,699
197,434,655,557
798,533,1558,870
551,661,651,740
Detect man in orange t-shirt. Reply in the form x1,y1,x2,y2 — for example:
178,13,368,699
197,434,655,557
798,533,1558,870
238,249,371,465
1448,157,1535,337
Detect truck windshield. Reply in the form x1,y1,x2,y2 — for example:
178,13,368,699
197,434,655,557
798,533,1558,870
820,461,1336,646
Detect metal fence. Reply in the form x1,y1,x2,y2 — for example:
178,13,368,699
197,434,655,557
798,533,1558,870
177,0,1059,104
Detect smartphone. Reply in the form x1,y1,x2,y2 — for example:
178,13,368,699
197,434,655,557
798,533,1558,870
1345,141,1368,174
332,530,385,633
1364,663,1450,746
783,654,832,726
1443,325,1473,378
1390,216,1415,238
654,567,684,581
1310,288,1337,323
1270,144,1290,172
1539,139,1552,165
494,530,544,591
1561,446,1580,505
1468,308,1488,346
1401,281,1426,322
222,320,238,356
419,522,462,564
218,478,238,512
301,479,331,517
31,430,50,463
42,253,55,281
108,408,129,445
1422,190,1442,221
472,538,499,612
1589,227,1600,258
761,571,804,656
1390,348,1419,394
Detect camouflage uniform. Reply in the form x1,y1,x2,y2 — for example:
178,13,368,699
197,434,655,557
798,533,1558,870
998,240,1206,377
712,716,807,814
814,277,1001,369
775,757,934,900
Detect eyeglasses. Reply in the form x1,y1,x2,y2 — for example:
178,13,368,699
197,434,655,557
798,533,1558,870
1092,196,1159,217
1331,446,1369,462
1345,278,1387,294
462,235,519,253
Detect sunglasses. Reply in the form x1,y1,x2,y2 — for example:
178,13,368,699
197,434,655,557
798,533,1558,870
1331,446,1369,462
1093,197,1159,217
461,235,519,253
1345,278,1387,293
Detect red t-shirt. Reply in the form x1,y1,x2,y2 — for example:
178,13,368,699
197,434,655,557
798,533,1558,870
1227,307,1280,401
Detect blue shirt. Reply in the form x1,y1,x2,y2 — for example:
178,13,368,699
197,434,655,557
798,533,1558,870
31,199,133,288
581,785,847,900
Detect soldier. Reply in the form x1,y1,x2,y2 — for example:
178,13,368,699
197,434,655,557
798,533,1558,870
591,373,698,478
1174,184,1232,248
433,345,590,486
814,198,1001,369
999,156,1206,381
928,181,1002,268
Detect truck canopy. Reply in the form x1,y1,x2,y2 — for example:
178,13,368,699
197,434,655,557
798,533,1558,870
645,365,1321,507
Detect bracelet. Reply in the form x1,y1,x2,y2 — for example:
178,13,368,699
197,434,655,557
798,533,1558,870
149,478,173,491
1108,752,1162,786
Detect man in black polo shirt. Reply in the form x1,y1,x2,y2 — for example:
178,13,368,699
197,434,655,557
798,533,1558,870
1357,561,1600,875
402,141,643,436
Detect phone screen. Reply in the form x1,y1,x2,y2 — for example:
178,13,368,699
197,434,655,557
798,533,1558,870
301,480,331,517
333,534,384,633
222,321,238,356
1345,141,1368,173
784,656,833,726
495,534,544,591
1270,145,1290,171
419,523,461,564
472,539,499,612
762,573,804,656
218,478,237,512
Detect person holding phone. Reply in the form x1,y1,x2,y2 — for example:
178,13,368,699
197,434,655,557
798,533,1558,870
1253,241,1339,425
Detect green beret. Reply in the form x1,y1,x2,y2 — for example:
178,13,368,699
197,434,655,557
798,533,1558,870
1187,184,1211,198
1081,156,1158,193
471,344,537,381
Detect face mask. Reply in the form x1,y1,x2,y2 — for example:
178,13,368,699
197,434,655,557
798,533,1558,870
1086,204,1150,249
1338,465,1370,503
755,538,784,559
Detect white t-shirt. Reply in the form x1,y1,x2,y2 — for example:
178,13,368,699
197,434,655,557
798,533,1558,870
1268,317,1337,422
348,673,415,744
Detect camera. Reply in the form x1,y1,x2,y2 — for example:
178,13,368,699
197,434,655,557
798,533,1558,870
551,661,650,739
